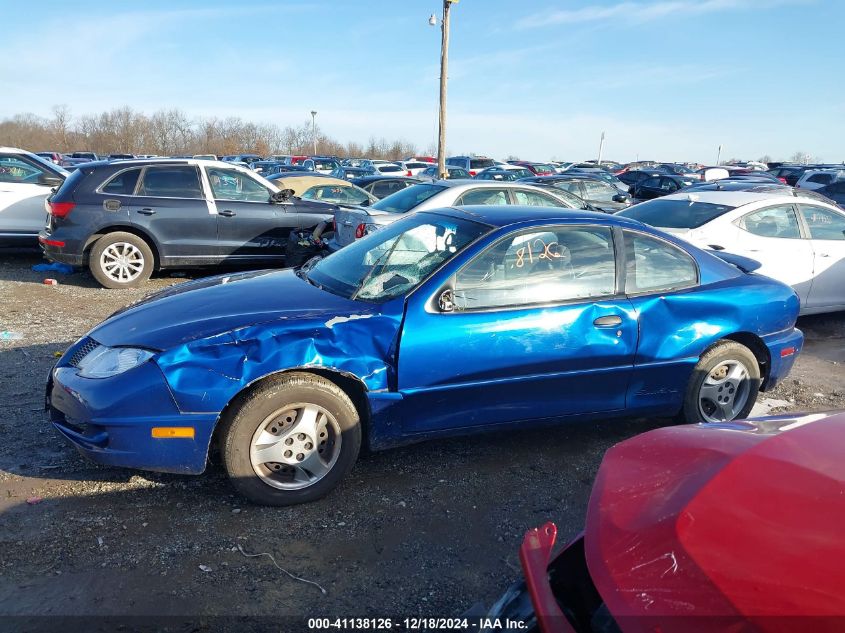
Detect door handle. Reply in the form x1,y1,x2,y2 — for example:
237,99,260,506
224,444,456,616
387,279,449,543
594,315,623,327
137,208,156,215
820,253,830,257
219,209,236,217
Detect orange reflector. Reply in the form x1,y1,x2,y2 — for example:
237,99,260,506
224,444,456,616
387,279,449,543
151,427,195,439
780,347,796,358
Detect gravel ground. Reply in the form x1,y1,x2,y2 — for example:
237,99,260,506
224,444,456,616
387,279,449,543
1,250,844,626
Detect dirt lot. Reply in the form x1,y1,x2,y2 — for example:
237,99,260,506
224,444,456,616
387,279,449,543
1,250,844,628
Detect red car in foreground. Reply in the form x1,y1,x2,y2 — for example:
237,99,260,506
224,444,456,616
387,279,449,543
482,412,845,632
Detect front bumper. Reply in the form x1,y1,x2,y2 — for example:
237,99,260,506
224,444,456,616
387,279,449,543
761,327,803,391
47,339,218,474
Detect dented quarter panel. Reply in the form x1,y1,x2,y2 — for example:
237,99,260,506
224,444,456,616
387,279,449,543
627,273,801,411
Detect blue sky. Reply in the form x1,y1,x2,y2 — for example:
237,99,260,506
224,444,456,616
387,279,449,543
1,0,841,163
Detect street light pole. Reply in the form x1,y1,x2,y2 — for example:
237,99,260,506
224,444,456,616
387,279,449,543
310,110,317,155
716,144,722,166
597,131,606,166
436,1,452,180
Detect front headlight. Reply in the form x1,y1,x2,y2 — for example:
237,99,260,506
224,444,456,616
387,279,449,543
76,346,154,378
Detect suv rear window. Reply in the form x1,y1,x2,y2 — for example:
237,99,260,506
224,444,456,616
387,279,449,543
469,158,495,170
52,168,86,200
618,199,737,229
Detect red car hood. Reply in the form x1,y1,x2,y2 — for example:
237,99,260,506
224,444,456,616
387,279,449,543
586,412,845,632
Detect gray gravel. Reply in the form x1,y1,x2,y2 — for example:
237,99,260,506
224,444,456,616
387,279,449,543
1,250,843,620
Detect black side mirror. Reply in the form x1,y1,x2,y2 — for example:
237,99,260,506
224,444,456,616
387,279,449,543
612,194,630,203
38,174,64,187
270,189,295,204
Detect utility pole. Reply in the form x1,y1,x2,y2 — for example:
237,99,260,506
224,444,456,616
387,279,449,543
597,131,605,166
716,144,722,166
436,1,453,180
311,110,318,155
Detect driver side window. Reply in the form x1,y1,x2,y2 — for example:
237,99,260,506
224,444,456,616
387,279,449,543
452,226,616,311
207,167,272,202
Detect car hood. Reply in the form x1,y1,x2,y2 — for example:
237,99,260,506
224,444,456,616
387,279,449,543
585,412,845,623
90,269,368,349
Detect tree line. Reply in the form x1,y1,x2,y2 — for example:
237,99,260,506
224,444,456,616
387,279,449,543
0,105,428,160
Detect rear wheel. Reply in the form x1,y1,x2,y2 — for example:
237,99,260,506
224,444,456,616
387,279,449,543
89,232,154,289
219,373,361,506
682,341,761,424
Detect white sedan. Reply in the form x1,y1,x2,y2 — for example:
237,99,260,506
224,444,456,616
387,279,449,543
619,190,845,314
0,147,68,246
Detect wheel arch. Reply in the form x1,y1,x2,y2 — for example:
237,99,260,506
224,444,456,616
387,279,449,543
713,332,771,386
210,367,372,458
83,225,162,270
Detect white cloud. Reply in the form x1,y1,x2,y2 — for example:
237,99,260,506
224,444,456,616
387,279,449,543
516,0,810,29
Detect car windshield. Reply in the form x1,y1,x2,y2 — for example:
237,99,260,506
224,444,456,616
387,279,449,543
304,213,490,302
371,183,447,213
618,198,737,229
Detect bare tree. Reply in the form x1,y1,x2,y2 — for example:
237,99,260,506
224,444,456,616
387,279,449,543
0,104,418,160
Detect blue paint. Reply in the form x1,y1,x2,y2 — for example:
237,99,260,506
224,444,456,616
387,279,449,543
47,206,804,474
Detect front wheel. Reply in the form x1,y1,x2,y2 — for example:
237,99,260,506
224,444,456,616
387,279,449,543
682,341,761,424
219,373,361,506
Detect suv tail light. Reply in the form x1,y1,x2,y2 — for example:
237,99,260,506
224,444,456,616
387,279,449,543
48,201,75,218
407,170,412,177
469,170,476,176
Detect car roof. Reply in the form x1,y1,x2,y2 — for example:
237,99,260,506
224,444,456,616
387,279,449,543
269,175,346,188
351,175,420,183
657,189,832,206
431,204,632,228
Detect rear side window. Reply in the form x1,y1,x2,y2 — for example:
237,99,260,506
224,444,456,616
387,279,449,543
741,206,801,239
100,168,141,195
624,231,697,294
137,166,202,198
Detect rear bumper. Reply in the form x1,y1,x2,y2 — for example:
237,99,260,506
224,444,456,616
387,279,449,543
761,327,803,391
38,231,85,265
47,342,218,474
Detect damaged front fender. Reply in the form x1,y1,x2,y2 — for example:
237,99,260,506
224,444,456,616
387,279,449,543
155,308,404,414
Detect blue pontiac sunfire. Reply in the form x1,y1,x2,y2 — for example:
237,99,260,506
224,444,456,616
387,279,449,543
47,205,803,505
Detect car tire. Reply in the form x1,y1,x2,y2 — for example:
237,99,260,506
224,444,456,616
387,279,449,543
219,372,361,506
681,340,761,424
89,232,154,289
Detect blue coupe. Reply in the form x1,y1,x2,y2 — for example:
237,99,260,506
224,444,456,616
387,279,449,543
47,206,803,505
